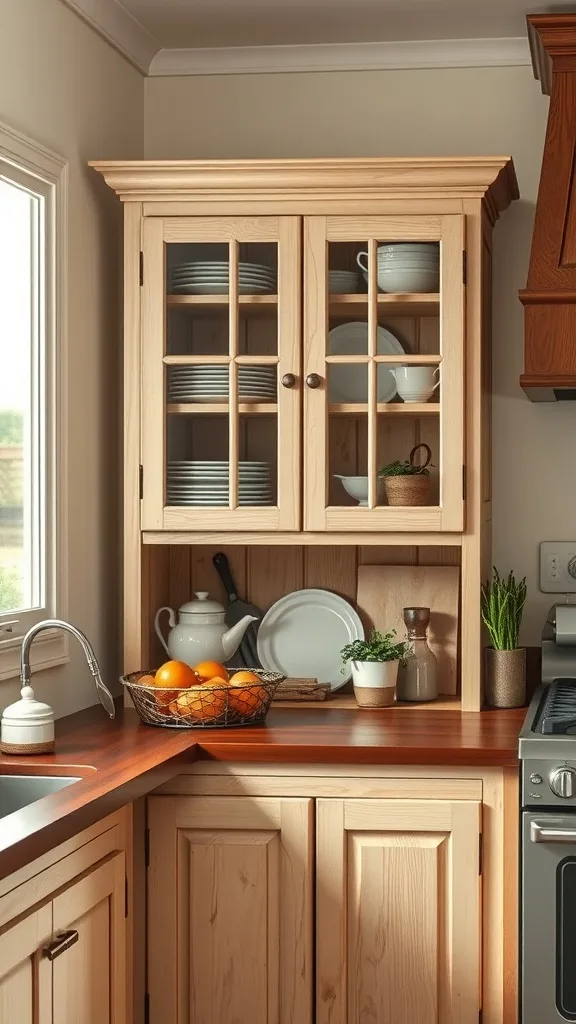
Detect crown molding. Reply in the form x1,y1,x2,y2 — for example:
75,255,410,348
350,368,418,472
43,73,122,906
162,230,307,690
58,0,160,73
148,36,530,77
90,156,519,222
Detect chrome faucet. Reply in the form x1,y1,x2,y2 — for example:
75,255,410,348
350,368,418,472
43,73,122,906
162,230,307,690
20,619,116,718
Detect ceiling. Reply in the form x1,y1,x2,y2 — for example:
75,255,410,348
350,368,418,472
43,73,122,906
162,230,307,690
119,0,574,49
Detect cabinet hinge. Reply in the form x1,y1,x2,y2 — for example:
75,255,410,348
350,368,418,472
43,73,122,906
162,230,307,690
144,992,150,1024
463,249,467,286
139,464,144,500
145,827,150,868
139,251,144,287
462,464,467,501
125,874,129,918
479,833,483,875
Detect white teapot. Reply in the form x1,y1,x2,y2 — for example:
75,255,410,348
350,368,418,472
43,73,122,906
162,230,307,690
154,592,257,667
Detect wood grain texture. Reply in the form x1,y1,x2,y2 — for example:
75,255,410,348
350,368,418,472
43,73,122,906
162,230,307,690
316,797,481,1024
52,854,126,1024
0,700,523,881
521,21,576,391
0,903,52,1024
357,564,460,694
148,795,312,1024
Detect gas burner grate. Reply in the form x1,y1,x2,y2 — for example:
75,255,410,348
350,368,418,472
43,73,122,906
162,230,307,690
537,678,576,734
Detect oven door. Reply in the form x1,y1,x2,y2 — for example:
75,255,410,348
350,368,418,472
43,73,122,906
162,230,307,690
523,812,576,1023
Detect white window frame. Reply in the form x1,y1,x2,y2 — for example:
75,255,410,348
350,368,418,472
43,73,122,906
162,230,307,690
0,121,68,680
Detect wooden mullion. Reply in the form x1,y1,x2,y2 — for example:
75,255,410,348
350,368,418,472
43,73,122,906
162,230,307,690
229,238,239,509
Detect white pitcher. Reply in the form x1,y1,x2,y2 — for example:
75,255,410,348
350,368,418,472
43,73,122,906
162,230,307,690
391,365,440,403
154,592,257,667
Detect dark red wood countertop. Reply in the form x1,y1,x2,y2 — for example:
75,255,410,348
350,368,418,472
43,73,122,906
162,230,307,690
0,700,524,879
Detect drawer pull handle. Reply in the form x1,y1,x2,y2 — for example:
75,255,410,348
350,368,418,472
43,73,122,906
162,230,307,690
43,929,79,960
530,821,576,843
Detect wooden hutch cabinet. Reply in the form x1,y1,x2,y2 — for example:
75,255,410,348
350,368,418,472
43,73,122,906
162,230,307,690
92,157,518,711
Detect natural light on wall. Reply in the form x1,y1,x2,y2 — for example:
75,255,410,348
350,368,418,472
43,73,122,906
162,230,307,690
0,123,67,679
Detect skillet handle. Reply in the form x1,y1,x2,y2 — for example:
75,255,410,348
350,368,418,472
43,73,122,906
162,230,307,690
213,552,238,603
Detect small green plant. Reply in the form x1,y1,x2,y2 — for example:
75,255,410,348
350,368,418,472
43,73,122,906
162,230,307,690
481,567,527,650
340,628,410,670
378,458,432,477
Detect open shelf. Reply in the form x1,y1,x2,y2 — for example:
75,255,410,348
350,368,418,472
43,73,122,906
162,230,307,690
329,293,440,317
167,402,278,414
329,402,440,415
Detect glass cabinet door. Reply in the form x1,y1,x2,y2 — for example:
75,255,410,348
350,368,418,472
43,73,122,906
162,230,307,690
140,216,301,531
304,215,465,532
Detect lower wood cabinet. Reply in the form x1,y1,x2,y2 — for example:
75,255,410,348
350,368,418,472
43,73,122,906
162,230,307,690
147,793,483,1024
316,798,481,1024
147,796,313,1024
0,853,126,1024
0,807,130,1024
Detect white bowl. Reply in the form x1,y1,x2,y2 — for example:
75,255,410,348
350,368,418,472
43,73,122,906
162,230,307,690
363,269,440,293
334,475,384,506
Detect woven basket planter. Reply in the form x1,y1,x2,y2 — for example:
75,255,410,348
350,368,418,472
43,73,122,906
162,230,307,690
385,474,430,507
382,442,432,506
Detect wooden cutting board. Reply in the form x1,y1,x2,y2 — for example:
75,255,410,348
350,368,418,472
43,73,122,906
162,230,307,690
356,565,460,694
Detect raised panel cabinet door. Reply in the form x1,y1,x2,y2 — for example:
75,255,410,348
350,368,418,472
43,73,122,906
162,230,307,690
141,215,302,533
304,215,465,532
0,904,51,1024
51,853,127,1024
148,795,313,1024
317,798,481,1024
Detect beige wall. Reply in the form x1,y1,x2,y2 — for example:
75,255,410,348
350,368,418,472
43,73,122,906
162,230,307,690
0,0,143,717
145,65,562,645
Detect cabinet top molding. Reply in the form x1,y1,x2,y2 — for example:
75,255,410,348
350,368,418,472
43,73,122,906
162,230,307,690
528,13,576,95
90,156,518,221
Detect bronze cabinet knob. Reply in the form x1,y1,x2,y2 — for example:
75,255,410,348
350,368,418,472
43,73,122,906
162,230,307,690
281,373,297,389
306,373,322,389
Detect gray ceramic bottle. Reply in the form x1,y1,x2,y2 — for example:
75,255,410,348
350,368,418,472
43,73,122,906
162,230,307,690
396,606,438,702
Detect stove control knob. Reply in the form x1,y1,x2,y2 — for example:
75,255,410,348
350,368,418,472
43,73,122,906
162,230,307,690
549,767,576,798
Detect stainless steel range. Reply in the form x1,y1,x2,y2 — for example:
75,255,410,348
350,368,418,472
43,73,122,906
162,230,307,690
520,604,576,1023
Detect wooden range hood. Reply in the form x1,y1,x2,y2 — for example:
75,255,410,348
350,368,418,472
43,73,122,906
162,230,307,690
521,14,576,400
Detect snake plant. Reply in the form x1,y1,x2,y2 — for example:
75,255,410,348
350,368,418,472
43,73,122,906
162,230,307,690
481,567,527,650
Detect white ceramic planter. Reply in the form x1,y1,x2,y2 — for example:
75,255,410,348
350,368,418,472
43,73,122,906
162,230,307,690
351,660,399,708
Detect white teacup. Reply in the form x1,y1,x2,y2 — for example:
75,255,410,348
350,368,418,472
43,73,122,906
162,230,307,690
391,365,440,403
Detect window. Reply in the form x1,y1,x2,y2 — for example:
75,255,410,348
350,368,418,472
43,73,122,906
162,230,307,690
0,123,67,678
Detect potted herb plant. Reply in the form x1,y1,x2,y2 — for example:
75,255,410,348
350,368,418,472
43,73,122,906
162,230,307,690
481,567,527,708
379,443,433,506
340,629,410,708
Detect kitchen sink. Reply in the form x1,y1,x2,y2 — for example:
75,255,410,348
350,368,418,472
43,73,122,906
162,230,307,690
0,775,81,818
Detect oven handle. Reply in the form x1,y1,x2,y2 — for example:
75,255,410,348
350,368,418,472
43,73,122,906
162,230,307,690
531,821,576,843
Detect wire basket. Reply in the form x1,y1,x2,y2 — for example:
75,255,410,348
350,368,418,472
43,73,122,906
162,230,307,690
121,669,284,729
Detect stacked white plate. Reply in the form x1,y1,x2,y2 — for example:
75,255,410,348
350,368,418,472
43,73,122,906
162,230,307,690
329,269,360,294
168,365,277,403
169,261,277,295
359,243,440,293
167,461,272,506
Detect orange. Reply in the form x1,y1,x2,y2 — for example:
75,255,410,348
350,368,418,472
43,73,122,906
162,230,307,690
137,673,156,687
228,670,260,686
227,671,269,716
193,660,229,684
169,685,227,723
155,660,199,689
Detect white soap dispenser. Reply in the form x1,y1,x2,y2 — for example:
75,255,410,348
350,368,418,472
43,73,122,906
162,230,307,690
0,684,55,755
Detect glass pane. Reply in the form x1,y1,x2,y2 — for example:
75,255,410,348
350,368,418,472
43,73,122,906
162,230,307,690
166,414,230,507
0,179,43,613
557,858,576,1019
240,411,277,507
166,240,278,358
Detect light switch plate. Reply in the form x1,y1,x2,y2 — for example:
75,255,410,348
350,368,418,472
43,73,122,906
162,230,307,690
540,541,576,593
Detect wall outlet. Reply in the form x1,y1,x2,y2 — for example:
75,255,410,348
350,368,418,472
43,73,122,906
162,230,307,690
540,542,576,593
